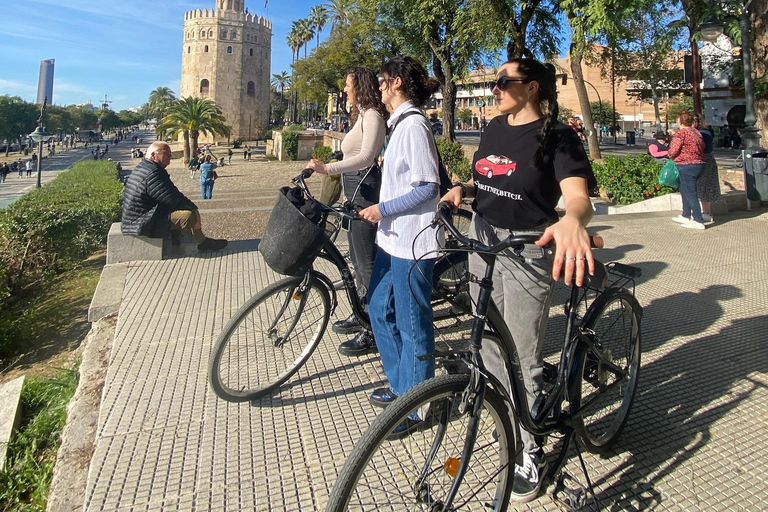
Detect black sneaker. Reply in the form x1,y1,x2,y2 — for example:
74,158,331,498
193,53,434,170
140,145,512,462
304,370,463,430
511,452,548,503
338,330,377,357
197,238,228,252
332,314,362,335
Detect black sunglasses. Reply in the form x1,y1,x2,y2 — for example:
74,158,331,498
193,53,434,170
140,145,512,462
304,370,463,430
492,76,529,89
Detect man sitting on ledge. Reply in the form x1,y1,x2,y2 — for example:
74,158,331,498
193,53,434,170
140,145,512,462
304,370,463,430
122,141,228,252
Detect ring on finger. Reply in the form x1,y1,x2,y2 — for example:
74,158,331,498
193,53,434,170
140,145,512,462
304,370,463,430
576,257,585,261
565,256,576,261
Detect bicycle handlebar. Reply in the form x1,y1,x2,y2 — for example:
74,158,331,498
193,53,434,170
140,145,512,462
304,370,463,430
291,168,373,225
434,201,605,252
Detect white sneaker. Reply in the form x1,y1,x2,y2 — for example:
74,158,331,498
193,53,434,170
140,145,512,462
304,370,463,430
681,219,705,230
701,213,713,222
672,215,689,224
510,452,548,503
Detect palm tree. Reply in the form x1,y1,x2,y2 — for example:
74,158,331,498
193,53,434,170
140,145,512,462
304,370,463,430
271,71,290,108
309,5,328,49
297,18,314,58
156,97,230,163
147,86,177,120
323,0,354,32
287,23,302,63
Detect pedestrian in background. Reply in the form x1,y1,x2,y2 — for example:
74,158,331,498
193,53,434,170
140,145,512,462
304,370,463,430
668,111,706,230
199,155,217,200
695,117,721,223
188,155,199,179
227,148,233,165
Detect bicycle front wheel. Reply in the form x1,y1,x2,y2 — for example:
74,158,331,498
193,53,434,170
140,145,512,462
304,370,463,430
573,288,642,454
326,374,515,512
208,275,331,402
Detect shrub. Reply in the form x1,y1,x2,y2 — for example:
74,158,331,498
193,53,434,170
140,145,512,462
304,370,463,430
0,160,122,302
312,145,333,162
435,138,472,182
282,131,300,160
591,154,675,205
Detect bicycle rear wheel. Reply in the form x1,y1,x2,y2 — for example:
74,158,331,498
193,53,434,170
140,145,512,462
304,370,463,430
326,374,515,512
573,288,641,454
208,275,330,402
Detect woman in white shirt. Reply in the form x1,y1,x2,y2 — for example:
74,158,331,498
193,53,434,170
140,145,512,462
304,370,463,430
307,67,388,356
357,56,441,436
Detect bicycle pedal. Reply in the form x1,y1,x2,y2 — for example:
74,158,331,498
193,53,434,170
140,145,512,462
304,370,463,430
552,471,592,511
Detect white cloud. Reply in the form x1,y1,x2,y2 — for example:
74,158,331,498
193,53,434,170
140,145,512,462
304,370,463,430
0,78,36,97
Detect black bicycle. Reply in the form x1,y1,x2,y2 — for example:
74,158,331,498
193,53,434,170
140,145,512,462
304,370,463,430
208,170,472,402
326,202,643,511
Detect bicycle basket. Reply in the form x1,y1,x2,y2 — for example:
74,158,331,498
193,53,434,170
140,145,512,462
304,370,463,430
259,186,327,276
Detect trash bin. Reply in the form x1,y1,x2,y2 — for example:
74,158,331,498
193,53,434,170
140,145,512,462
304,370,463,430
626,130,636,146
744,149,768,202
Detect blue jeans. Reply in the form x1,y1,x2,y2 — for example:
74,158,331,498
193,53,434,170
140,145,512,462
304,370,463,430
678,163,704,223
201,179,214,199
368,250,435,397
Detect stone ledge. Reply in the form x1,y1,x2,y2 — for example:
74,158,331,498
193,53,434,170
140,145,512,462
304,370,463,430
106,223,163,265
88,263,129,322
0,376,25,473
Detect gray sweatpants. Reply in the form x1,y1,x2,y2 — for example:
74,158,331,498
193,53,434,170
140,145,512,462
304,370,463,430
469,214,554,456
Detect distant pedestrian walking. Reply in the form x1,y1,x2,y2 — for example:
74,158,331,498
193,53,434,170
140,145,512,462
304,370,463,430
26,159,33,177
247,145,252,161
199,155,217,200
227,148,233,165
243,146,248,160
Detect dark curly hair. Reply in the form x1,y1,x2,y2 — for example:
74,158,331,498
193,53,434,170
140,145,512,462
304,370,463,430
380,56,441,108
504,58,560,169
347,67,389,124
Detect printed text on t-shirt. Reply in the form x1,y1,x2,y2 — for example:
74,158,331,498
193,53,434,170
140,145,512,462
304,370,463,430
476,182,522,200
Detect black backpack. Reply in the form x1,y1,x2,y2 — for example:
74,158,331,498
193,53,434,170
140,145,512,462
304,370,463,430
387,111,453,195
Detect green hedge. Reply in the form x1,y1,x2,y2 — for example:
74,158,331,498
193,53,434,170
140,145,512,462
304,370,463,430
312,145,333,162
592,154,675,205
0,161,123,302
435,138,472,182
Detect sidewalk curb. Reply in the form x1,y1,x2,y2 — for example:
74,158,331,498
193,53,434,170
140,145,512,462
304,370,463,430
46,314,116,512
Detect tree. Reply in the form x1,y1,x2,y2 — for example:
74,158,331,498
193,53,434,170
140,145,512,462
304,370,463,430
45,105,75,138
156,97,230,163
309,5,328,49
297,18,315,58
457,108,473,127
66,105,99,133
117,110,142,128
148,87,177,120
590,100,621,128
96,109,121,133
271,71,291,118
323,0,355,32
483,0,564,60
0,96,38,156
667,95,694,121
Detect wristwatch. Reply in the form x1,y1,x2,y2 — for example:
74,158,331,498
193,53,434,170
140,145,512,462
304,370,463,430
452,182,466,199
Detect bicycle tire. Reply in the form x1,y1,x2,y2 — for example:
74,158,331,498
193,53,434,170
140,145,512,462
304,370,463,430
573,288,641,454
326,374,515,512
208,275,331,402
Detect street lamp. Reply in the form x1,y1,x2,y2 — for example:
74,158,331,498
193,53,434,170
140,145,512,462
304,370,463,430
28,98,51,189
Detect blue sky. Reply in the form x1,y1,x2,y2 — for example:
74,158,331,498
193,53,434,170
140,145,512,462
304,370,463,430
0,0,324,111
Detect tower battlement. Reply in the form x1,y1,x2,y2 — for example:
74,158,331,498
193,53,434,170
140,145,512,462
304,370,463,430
183,9,271,30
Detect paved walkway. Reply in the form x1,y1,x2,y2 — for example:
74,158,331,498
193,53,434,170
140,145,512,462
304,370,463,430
77,155,768,512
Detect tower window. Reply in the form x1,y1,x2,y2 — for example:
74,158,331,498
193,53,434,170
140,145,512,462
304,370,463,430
247,81,255,97
230,30,237,40
200,79,210,95
205,45,209,52
201,30,206,38
209,29,214,38
227,46,233,54
249,48,253,56
187,46,191,53
221,29,227,39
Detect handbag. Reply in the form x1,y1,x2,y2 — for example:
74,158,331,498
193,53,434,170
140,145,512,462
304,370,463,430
212,171,219,180
658,159,679,188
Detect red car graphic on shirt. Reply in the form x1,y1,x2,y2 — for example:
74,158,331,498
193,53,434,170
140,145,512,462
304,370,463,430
475,155,517,178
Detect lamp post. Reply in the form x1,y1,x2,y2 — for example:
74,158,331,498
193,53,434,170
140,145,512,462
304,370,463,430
28,97,51,189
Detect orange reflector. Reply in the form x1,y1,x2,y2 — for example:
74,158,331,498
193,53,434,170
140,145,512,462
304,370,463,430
444,457,460,478
293,292,303,300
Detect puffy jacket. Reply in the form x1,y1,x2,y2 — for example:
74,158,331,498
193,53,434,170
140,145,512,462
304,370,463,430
121,158,197,237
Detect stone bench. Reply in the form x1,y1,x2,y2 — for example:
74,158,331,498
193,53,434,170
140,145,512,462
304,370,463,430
106,222,163,265
0,376,24,472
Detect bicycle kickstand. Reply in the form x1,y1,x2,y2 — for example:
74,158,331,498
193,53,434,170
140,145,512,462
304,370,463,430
551,443,600,512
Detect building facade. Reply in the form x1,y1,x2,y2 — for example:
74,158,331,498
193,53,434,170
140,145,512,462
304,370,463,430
180,1,271,142
37,59,55,105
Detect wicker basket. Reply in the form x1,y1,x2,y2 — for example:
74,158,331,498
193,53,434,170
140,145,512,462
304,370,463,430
259,187,327,276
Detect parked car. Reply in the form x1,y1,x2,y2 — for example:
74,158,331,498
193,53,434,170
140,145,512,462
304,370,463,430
431,121,443,136
475,154,517,178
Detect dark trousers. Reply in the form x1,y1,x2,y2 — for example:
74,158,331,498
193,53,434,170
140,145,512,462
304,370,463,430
678,163,704,223
343,165,380,298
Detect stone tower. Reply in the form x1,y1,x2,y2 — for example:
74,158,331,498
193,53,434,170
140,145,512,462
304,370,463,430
180,1,271,142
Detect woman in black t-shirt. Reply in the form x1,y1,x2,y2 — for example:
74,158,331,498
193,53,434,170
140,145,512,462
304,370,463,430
442,58,596,504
